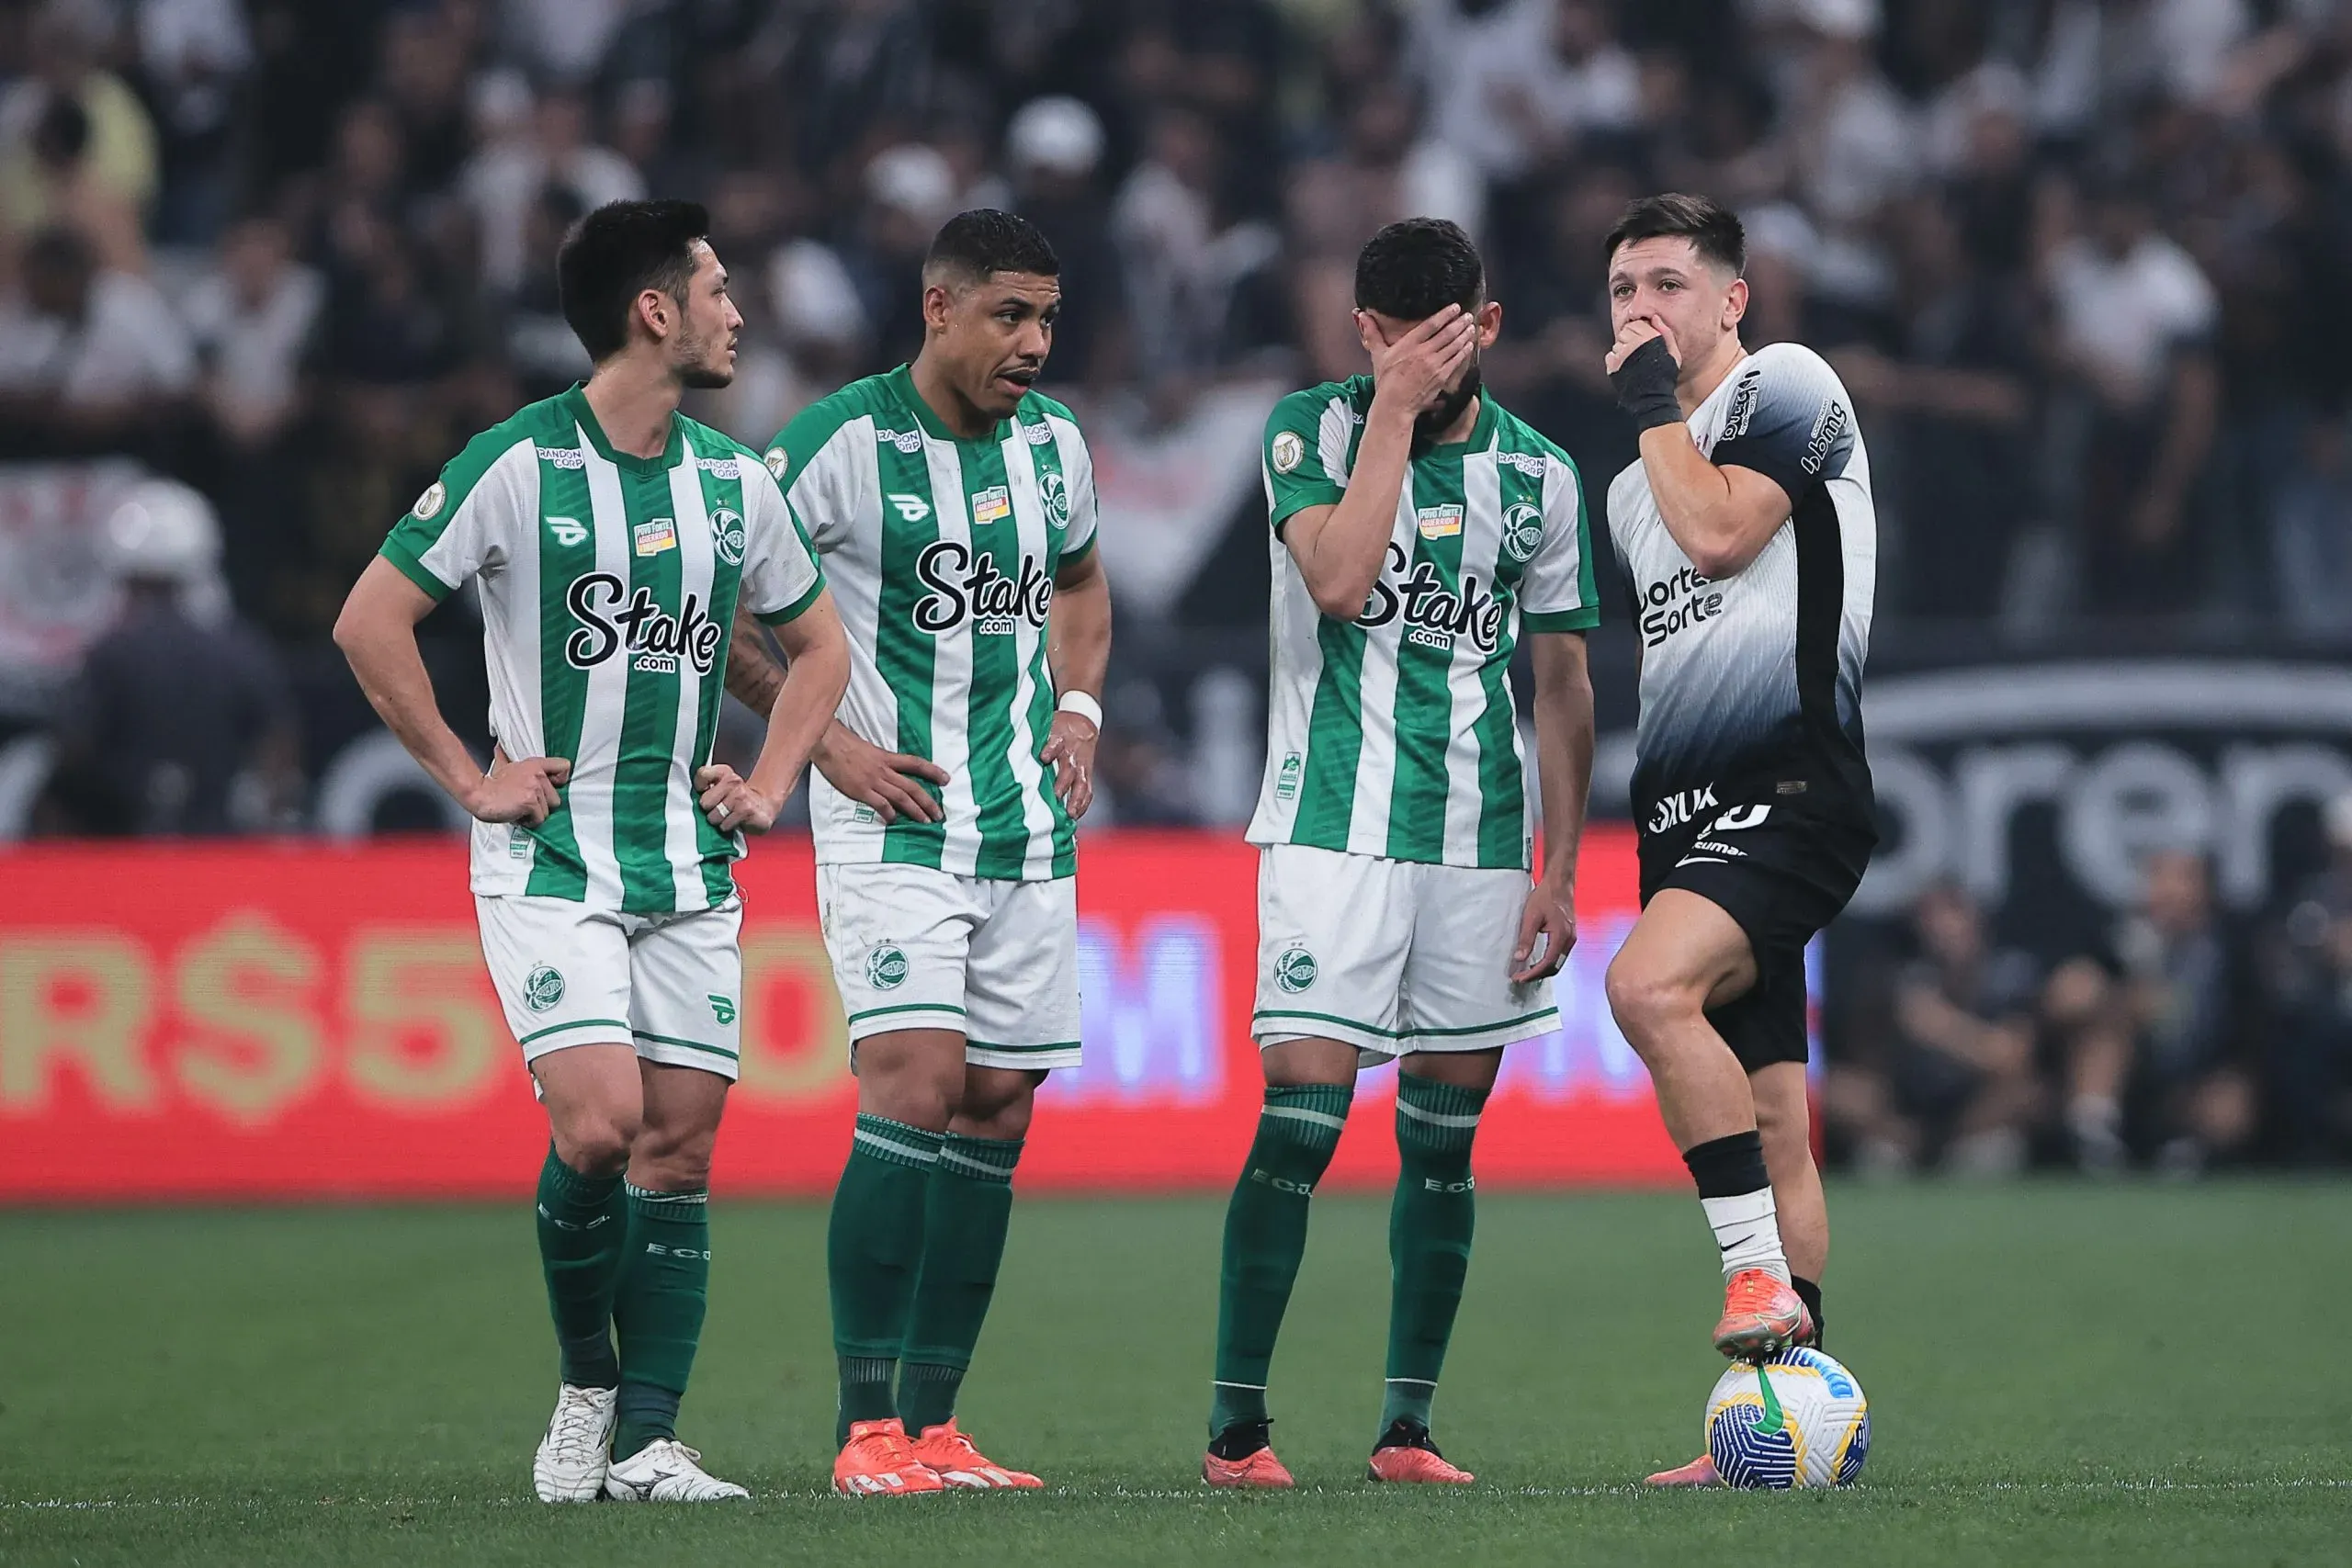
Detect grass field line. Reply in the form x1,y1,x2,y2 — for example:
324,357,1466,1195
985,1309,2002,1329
10,1477,2347,1511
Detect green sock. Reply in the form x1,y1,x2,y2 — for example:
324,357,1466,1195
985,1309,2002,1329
829,1113,942,1444
611,1184,710,1461
1382,1075,1487,1434
899,1133,1022,1434
535,1146,625,1389
1210,1082,1352,1438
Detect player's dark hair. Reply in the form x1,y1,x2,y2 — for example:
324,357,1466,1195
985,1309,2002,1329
557,198,711,363
1353,217,1484,320
1605,193,1746,276
923,209,1059,284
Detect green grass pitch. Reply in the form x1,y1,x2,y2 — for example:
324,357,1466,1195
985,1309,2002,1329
2,1184,2345,1566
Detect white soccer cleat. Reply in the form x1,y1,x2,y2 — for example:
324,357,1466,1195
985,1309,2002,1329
602,1438,751,1502
534,1383,617,1503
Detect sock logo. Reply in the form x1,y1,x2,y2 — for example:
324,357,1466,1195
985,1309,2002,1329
707,992,736,1025
1422,1177,1476,1193
1250,1168,1316,1195
865,945,910,990
1273,945,1318,994
645,1243,709,1260
524,964,566,1013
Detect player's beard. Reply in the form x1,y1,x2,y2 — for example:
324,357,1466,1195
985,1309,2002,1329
676,328,735,389
1413,359,1481,449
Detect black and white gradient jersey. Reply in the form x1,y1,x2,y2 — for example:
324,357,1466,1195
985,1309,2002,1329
1607,342,1877,834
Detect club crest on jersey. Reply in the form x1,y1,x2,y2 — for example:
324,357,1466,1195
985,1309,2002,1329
763,446,788,480
1038,469,1071,527
524,964,565,1013
1359,542,1506,654
1417,504,1463,540
563,573,722,676
633,517,677,557
1271,430,1306,474
912,541,1052,637
1501,502,1544,562
710,507,745,566
412,481,447,520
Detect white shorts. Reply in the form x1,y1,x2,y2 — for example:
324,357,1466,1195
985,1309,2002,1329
476,893,743,1080
1251,843,1558,1061
817,863,1082,1071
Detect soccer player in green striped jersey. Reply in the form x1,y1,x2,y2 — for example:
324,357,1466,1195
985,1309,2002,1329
1203,220,1600,1488
334,201,850,1504
757,211,1111,1495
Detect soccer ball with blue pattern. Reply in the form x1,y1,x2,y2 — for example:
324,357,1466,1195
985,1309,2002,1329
1703,1346,1871,1489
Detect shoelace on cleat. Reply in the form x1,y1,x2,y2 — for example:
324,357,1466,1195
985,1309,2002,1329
547,1395,610,1454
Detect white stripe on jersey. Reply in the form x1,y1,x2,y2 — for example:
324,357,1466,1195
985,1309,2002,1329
1315,397,1353,485
921,437,980,876
663,460,717,912
999,426,1059,881
466,441,543,891
802,416,889,862
573,433,635,908
1343,488,1410,856
1442,444,1503,864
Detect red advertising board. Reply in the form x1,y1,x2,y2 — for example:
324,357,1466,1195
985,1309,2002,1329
0,830,1689,1200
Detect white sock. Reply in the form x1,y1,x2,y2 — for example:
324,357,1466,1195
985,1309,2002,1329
1702,1189,1790,1282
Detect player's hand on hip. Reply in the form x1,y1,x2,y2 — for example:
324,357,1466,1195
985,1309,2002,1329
468,753,571,826
1511,879,1577,984
1041,711,1098,819
1604,313,1677,376
695,763,781,834
813,728,949,824
1360,303,1477,415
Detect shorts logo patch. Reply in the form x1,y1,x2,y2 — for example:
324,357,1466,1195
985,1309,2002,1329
1273,945,1318,994
524,964,565,1013
1271,430,1306,474
1501,502,1544,562
865,945,910,990
709,507,745,566
707,993,737,1025
412,480,447,520
1712,805,1771,832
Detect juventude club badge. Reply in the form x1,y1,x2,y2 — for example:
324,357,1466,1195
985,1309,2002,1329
865,945,910,990
709,507,746,566
1274,945,1318,994
1501,502,1544,562
524,964,565,1013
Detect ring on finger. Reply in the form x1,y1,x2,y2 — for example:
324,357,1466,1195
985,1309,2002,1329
717,802,731,821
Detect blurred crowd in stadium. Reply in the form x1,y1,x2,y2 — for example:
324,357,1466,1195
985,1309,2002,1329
3,0,2351,1169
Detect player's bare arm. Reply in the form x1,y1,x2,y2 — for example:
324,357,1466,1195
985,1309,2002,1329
1513,630,1595,984
1282,304,1477,619
694,590,851,834
722,608,786,711
1605,243,1788,579
1042,544,1111,818
334,556,569,824
720,605,946,827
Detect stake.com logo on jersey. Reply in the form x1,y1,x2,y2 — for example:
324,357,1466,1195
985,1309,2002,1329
562,573,724,676
912,541,1053,637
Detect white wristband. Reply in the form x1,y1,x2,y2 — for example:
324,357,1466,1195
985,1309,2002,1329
1056,690,1103,729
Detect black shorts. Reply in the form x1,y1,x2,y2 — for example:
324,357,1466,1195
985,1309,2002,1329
1636,786,1874,1071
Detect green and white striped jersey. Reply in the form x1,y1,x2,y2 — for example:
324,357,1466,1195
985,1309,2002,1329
379,385,827,913
1248,378,1599,870
768,365,1097,881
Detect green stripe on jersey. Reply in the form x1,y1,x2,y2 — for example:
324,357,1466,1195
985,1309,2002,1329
1248,379,1598,872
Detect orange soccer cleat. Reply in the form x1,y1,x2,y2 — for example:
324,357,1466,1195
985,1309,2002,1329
1644,1452,1722,1487
910,1420,1043,1489
831,1418,945,1498
1366,1422,1475,1485
1202,1421,1295,1490
1712,1268,1815,1360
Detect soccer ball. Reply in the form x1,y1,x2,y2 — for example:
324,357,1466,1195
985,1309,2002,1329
1703,1346,1871,1489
